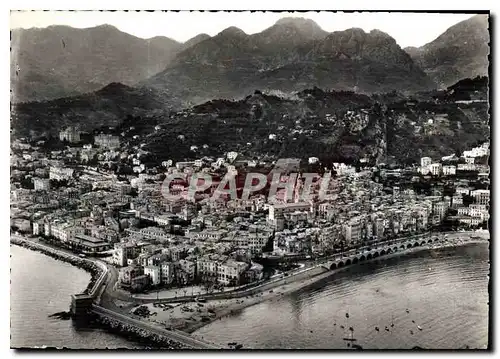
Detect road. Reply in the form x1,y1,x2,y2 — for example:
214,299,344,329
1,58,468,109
11,234,220,348
92,305,222,349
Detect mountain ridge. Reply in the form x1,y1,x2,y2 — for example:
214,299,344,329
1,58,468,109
144,23,435,107
404,14,489,88
11,24,183,102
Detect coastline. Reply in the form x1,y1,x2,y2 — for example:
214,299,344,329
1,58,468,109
185,234,489,336
11,231,489,345
10,236,103,295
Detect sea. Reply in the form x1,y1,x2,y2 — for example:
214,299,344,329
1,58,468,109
10,241,489,349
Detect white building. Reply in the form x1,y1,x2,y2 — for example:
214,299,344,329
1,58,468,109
429,163,442,176
442,165,456,176
49,167,74,181
50,222,76,242
94,134,120,149
457,163,476,171
144,265,161,286
308,157,319,164
471,190,490,205
113,244,140,267
420,157,432,168
469,204,489,220
227,232,270,254
189,229,227,242
217,260,248,286
226,151,238,162
161,262,174,285
344,218,363,244
432,201,449,221
33,178,51,191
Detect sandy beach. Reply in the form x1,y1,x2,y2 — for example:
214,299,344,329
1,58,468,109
129,265,332,334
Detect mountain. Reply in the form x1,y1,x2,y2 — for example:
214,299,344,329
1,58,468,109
10,24,183,102
11,82,171,137
143,19,434,107
404,14,489,88
252,17,329,47
182,33,211,49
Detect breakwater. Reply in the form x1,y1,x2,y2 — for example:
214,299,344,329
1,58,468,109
93,315,192,349
10,236,103,295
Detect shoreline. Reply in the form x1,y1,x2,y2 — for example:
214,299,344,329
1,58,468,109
11,231,489,346
10,236,103,295
186,234,489,336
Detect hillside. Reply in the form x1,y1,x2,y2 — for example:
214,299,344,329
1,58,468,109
143,19,435,107
11,72,489,167
11,83,171,137
404,14,489,88
142,78,489,166
10,24,183,102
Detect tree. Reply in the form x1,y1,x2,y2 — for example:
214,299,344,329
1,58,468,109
462,194,475,207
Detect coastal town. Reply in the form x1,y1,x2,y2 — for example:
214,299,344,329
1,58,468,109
9,11,491,351
11,124,490,300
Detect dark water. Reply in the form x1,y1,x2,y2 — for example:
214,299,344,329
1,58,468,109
195,243,490,349
10,245,145,349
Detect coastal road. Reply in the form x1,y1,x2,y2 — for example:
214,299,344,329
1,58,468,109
92,305,222,349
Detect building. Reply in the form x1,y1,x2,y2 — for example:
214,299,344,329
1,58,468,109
160,262,175,285
373,217,385,239
125,227,173,242
197,255,220,279
471,190,490,205
59,127,81,143
50,222,75,242
113,244,141,267
432,201,449,221
457,163,476,171
189,229,227,242
178,259,196,283
131,275,150,292
343,218,363,244
429,163,442,176
420,157,432,168
442,165,456,176
94,134,120,149
217,260,248,286
308,157,319,164
147,254,169,267
268,202,312,221
33,178,51,191
226,232,271,254
469,204,489,220
119,266,144,287
144,266,161,286
49,167,74,181
463,145,489,158
71,234,111,253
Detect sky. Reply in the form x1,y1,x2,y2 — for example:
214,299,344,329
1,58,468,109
10,11,476,48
